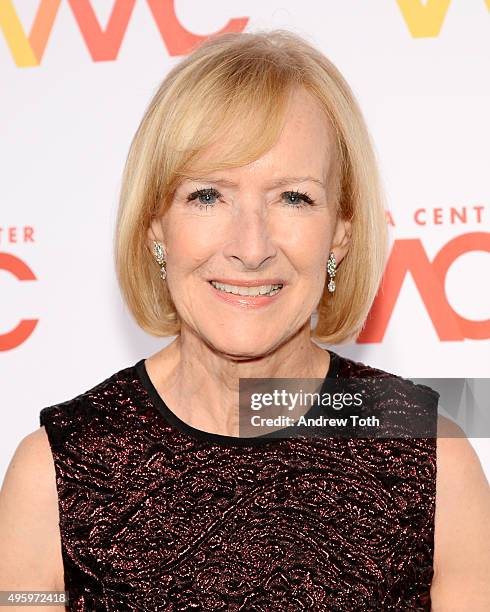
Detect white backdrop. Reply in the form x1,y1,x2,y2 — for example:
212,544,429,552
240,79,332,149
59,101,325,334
1,0,489,480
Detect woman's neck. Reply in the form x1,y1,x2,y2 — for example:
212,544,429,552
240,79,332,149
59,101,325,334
144,326,331,437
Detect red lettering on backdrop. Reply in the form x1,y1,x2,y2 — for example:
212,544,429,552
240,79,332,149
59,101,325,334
1,0,249,66
414,205,485,226
451,208,467,224
0,253,38,351
68,0,249,61
432,232,490,339
67,0,136,62
358,232,490,343
28,0,61,62
386,210,395,227
24,227,35,242
414,208,425,225
146,0,249,55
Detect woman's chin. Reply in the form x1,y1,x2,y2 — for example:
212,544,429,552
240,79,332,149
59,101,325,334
205,332,281,360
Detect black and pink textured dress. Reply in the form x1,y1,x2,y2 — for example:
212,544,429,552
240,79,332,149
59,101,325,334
39,349,439,611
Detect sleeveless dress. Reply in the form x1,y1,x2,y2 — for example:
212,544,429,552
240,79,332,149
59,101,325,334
39,350,439,611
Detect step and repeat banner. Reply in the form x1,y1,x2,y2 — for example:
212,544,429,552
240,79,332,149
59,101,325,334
1,1,489,478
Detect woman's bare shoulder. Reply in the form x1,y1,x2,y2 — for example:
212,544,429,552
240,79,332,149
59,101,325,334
0,427,64,592
431,415,490,609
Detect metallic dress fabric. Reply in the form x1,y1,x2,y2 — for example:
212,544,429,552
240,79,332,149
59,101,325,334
39,350,439,611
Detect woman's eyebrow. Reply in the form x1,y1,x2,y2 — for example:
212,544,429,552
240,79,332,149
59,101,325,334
184,175,326,188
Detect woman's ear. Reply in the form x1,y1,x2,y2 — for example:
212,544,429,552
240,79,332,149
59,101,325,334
147,215,165,252
331,217,352,264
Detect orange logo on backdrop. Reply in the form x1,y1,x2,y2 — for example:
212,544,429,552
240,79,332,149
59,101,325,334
1,231,489,351
358,232,490,343
0,252,38,351
0,0,249,67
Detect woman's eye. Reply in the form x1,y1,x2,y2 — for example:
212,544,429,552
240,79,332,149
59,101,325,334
186,188,221,209
283,190,315,207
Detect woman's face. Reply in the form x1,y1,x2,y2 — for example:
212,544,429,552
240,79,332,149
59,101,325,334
149,87,351,358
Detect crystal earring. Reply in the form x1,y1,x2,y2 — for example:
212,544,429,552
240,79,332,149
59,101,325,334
327,251,336,293
153,240,167,280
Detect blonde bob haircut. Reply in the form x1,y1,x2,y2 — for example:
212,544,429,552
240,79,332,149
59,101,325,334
114,29,388,345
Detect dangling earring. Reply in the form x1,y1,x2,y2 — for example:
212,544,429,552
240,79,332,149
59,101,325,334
327,251,336,293
153,240,167,280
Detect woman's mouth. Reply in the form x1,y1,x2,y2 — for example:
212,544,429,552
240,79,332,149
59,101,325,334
209,280,283,297
207,280,285,308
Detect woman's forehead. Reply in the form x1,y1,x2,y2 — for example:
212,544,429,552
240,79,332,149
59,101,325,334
177,149,331,188
171,87,337,195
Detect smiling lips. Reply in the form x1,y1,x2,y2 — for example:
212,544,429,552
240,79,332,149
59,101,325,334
208,278,287,287
210,280,283,296
208,279,285,308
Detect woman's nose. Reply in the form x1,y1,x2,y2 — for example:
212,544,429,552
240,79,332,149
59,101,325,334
222,203,278,270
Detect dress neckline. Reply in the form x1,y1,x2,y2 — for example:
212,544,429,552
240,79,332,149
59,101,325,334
134,348,341,446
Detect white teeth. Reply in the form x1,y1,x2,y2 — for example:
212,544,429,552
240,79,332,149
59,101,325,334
210,281,283,296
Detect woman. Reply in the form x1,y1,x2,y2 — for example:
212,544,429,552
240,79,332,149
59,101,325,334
1,29,489,611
